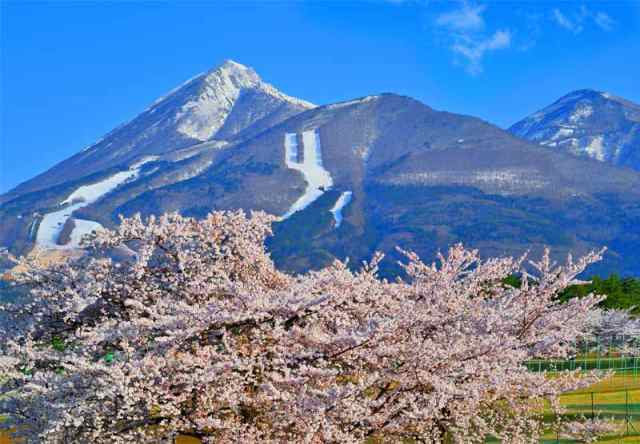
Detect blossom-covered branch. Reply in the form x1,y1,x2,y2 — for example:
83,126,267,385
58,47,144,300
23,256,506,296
0,211,610,443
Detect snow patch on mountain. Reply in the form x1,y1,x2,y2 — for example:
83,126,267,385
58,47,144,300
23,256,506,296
326,96,378,110
131,155,160,168
36,159,154,249
585,135,606,161
37,206,95,250
569,104,593,122
282,130,334,219
330,191,353,228
558,138,579,148
175,60,315,141
385,168,548,194
60,170,138,207
548,127,574,143
68,220,104,247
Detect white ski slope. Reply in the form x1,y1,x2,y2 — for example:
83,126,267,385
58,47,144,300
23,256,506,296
282,130,333,219
330,191,353,228
68,220,104,246
36,160,152,249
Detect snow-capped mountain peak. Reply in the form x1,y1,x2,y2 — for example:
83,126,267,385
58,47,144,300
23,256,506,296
209,60,315,109
5,60,315,196
175,60,315,141
509,89,640,170
204,59,262,89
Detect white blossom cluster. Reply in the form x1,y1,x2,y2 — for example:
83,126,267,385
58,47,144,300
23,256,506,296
0,211,611,443
585,308,640,338
560,417,619,443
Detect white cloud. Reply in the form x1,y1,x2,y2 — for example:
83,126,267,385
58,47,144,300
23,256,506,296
436,2,485,31
434,2,511,75
594,11,615,31
552,5,615,34
451,30,511,75
552,8,583,34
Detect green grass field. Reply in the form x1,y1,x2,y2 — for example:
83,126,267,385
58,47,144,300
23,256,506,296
522,369,640,444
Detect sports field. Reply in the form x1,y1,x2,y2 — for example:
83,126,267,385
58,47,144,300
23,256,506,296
535,362,640,443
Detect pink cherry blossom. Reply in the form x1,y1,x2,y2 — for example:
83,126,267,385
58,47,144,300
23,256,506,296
0,211,611,443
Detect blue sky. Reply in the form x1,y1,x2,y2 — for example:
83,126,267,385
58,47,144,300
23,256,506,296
1,0,639,193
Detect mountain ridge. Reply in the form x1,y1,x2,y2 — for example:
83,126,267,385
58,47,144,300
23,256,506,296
509,89,640,171
3,64,640,277
3,60,314,201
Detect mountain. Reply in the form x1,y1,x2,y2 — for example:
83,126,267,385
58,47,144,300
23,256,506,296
3,60,314,200
3,64,640,277
509,89,640,170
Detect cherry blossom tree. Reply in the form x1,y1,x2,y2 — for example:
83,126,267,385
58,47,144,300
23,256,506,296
0,211,612,443
560,417,619,443
586,308,640,338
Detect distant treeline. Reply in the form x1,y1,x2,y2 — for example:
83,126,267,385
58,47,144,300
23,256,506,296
504,274,640,313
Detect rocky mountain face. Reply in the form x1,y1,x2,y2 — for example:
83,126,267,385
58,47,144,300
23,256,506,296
509,89,640,171
3,63,640,277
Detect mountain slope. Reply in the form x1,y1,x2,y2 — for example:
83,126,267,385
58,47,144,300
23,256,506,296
249,94,640,276
3,69,640,277
509,89,640,170
4,60,314,200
